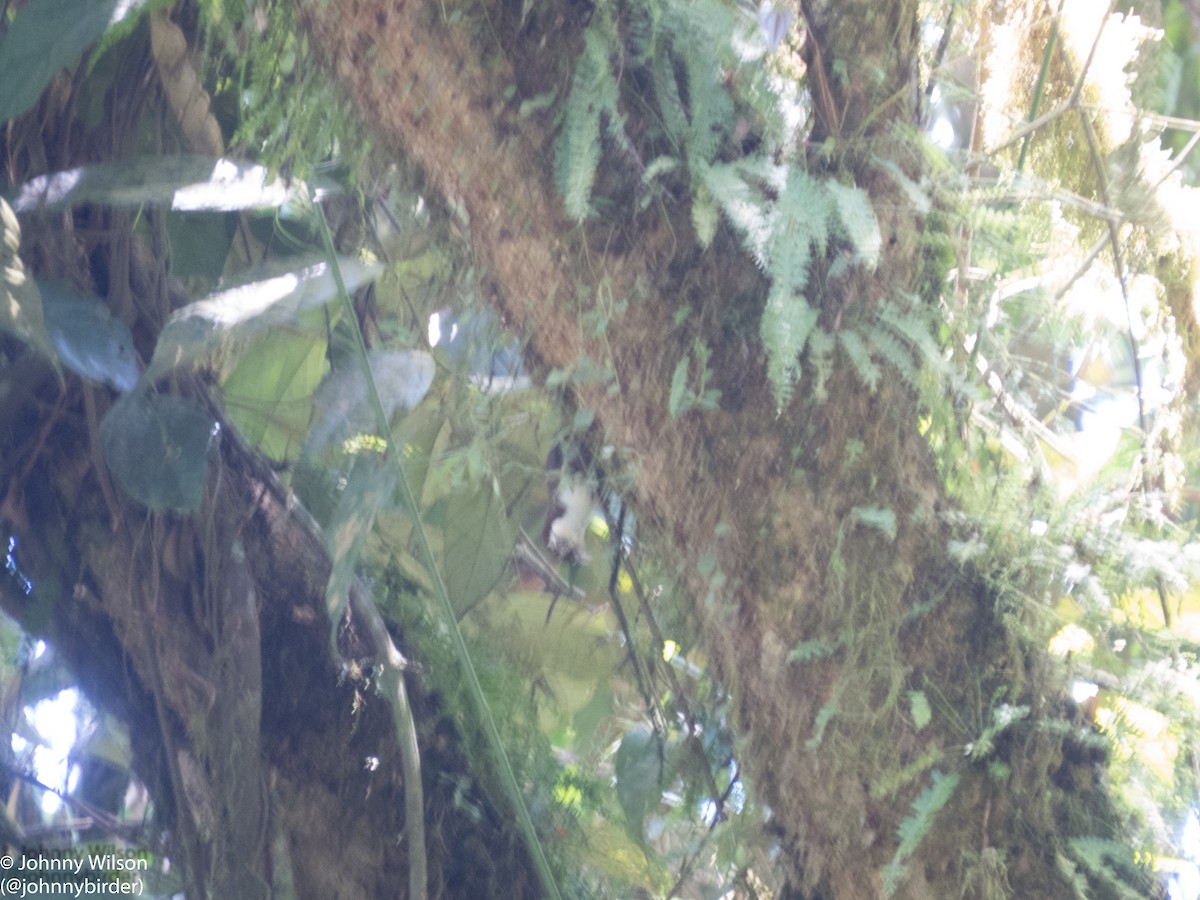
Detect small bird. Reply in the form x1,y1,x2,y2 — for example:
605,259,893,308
542,443,598,565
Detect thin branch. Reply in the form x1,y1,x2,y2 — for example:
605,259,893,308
348,581,426,899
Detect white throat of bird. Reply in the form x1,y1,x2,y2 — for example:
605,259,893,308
548,480,594,563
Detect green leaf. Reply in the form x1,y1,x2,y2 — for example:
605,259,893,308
908,690,931,731
572,407,595,431
553,29,614,221
668,355,690,418
40,281,138,392
851,505,896,542
826,180,882,267
882,770,960,897
0,198,55,362
11,156,335,213
144,254,383,384
761,286,818,407
442,482,513,617
838,328,881,393
222,325,328,461
691,187,719,247
614,726,661,840
652,51,688,145
99,392,220,513
787,638,834,663
0,0,149,124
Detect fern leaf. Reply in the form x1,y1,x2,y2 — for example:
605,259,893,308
877,301,945,377
770,167,833,286
553,29,616,221
807,325,834,401
827,180,882,267
865,322,921,390
882,771,960,898
761,282,817,407
700,161,773,264
683,51,732,165
1066,837,1146,900
838,328,881,392
652,51,688,147
691,183,719,247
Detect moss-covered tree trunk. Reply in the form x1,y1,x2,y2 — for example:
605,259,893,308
297,0,1125,896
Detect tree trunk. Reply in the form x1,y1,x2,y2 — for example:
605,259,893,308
297,1,1128,896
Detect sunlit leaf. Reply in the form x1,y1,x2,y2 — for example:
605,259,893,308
11,156,336,213
223,325,328,461
99,392,220,512
144,255,383,383
0,198,55,362
0,0,149,124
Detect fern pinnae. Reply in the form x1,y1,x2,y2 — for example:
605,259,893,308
683,50,731,165
882,770,960,898
553,28,619,221
838,327,881,393
865,322,921,390
652,50,688,148
877,300,945,376
826,180,882,267
700,161,773,265
761,285,818,406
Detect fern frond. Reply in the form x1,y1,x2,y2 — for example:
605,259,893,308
838,328,881,393
699,161,773,264
652,51,688,148
1066,837,1147,900
761,283,818,406
807,325,834,401
553,29,618,221
864,322,921,390
827,180,882,267
683,51,732,165
770,167,834,285
876,300,946,377
882,771,960,898
691,182,719,247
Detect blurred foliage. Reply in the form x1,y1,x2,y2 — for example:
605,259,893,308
3,0,1200,897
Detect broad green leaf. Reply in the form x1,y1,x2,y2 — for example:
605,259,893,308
442,482,513,617
614,725,661,841
99,392,220,513
40,281,138,392
0,0,149,124
222,326,328,461
11,156,336,213
0,198,55,361
143,254,383,384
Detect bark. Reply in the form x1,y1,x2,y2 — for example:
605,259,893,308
296,0,1131,897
